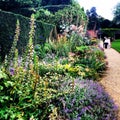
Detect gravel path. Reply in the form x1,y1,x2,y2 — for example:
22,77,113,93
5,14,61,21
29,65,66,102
100,48,120,119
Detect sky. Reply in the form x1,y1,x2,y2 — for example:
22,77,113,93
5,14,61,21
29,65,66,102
77,0,120,20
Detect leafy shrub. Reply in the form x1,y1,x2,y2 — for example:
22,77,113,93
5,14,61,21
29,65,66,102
36,45,106,80
75,45,90,56
68,33,85,52
59,80,118,120
35,9,54,23
35,3,87,27
0,6,116,120
34,36,72,58
39,62,65,77
34,42,53,59
74,46,106,80
50,36,71,57
0,66,68,119
0,16,68,119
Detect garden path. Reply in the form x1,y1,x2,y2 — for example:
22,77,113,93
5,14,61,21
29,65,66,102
100,48,120,119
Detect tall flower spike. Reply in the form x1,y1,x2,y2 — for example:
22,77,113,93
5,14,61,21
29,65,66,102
5,20,20,68
23,14,36,68
29,14,36,42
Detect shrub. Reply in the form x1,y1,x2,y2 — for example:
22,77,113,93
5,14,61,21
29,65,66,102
74,46,106,80
0,7,116,120
0,15,68,120
59,80,118,120
68,33,85,52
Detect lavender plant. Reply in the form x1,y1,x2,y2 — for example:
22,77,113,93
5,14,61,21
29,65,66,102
58,80,118,120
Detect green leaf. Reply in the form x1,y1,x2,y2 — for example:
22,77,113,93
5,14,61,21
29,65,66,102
0,70,7,79
4,81,13,87
0,85,3,91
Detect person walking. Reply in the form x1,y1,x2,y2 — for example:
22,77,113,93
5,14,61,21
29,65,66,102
104,37,110,49
107,37,111,48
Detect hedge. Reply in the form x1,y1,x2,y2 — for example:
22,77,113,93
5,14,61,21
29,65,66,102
101,28,120,39
0,10,55,60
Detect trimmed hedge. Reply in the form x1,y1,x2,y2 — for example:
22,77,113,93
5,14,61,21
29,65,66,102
101,28,120,39
0,10,55,60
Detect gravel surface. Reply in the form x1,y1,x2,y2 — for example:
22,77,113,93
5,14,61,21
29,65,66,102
100,48,120,119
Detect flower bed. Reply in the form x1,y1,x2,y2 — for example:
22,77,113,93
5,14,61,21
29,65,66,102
0,15,118,120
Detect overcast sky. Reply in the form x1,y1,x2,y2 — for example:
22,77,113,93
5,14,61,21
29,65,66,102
77,0,120,20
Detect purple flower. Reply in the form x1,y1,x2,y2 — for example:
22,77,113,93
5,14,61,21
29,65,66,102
64,108,69,113
9,68,14,75
59,79,118,120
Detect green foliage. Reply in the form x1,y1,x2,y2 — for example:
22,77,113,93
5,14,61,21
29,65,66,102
35,36,71,59
34,44,47,59
36,45,106,80
74,46,106,80
34,42,54,59
41,0,72,6
40,0,73,13
52,37,71,57
0,10,55,60
35,2,87,31
59,87,85,119
69,33,85,52
0,7,115,119
76,46,90,54
0,66,67,119
34,35,106,80
53,3,87,25
101,28,119,38
58,80,118,120
0,0,40,11
35,9,54,23
0,15,67,120
34,33,88,59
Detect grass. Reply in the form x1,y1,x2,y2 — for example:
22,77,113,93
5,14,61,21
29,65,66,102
111,39,120,52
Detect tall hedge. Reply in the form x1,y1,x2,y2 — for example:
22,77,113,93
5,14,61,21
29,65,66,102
101,28,120,39
0,10,55,60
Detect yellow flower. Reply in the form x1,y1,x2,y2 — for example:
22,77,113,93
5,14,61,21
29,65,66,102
64,64,71,69
78,71,85,77
85,68,90,72
80,72,86,77
57,64,63,69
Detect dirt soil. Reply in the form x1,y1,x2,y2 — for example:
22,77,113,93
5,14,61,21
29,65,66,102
100,48,120,119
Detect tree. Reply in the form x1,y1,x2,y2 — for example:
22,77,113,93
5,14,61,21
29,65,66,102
41,0,72,6
34,1,87,34
87,7,100,30
113,2,120,25
0,0,41,17
0,0,40,11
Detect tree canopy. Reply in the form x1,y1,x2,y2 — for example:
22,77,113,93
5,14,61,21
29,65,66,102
0,0,41,10
86,7,100,30
40,0,72,6
113,2,120,25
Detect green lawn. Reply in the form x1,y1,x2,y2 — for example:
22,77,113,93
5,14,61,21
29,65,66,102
111,39,120,52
